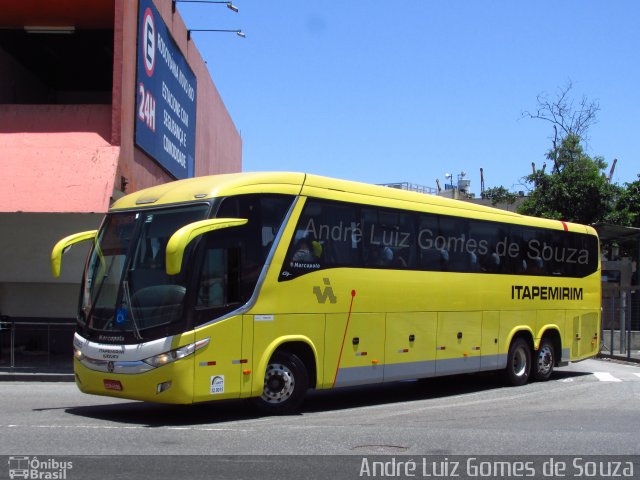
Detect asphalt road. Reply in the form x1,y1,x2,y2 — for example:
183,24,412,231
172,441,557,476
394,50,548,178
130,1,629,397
1,358,639,458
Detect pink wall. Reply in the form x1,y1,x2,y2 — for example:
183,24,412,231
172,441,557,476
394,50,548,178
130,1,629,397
0,0,241,213
0,105,119,213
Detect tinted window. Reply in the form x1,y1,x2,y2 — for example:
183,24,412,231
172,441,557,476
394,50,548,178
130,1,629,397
362,207,416,269
279,198,598,280
280,200,360,281
195,195,293,319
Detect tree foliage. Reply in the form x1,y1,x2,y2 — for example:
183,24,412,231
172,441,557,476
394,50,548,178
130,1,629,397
517,82,624,225
517,134,618,224
481,186,518,207
608,174,640,228
487,82,638,229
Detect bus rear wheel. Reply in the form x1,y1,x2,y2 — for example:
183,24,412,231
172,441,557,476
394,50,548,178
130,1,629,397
252,351,309,415
531,338,555,381
504,337,531,386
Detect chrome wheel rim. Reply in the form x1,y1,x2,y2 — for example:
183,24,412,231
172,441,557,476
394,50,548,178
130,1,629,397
261,362,295,404
536,345,553,376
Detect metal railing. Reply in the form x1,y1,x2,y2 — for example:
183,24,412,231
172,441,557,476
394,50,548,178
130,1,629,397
600,286,640,362
0,318,76,373
378,182,438,195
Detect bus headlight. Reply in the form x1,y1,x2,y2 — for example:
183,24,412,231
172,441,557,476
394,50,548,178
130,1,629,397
142,337,210,368
74,347,84,361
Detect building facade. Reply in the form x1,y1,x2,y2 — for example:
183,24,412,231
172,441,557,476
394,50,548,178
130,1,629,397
0,0,242,371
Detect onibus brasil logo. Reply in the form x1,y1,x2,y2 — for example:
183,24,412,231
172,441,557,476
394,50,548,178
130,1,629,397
8,456,73,479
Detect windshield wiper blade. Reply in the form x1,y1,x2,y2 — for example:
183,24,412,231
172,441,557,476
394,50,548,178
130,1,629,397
122,280,143,340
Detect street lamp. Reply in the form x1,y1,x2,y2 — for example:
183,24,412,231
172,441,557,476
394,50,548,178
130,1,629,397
187,29,246,41
172,1,239,13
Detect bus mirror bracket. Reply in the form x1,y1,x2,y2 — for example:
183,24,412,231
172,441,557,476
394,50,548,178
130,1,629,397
51,230,98,278
166,218,248,275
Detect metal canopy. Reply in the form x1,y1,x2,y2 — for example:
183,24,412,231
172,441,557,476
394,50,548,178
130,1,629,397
593,223,640,246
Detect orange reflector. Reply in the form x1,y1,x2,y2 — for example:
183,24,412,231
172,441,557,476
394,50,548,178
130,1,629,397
372,359,379,365
242,369,251,375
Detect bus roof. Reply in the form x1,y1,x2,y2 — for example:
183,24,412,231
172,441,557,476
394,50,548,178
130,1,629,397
109,171,594,234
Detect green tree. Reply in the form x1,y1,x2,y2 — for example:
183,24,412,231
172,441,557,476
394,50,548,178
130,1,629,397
481,186,518,207
517,134,617,224
608,174,640,227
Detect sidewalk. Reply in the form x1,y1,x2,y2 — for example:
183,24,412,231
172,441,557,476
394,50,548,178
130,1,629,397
0,370,74,381
598,348,640,363
600,330,640,363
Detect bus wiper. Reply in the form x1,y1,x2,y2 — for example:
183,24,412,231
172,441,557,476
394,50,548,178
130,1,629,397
85,255,114,327
122,280,143,340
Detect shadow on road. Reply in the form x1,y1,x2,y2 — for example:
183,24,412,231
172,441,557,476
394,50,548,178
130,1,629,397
63,369,592,427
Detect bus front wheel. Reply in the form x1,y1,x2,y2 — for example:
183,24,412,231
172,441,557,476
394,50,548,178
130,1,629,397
504,337,531,386
252,351,309,414
531,338,555,381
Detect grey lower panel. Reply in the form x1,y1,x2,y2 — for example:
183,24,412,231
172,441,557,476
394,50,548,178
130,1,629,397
334,354,509,387
334,365,383,388
382,360,435,383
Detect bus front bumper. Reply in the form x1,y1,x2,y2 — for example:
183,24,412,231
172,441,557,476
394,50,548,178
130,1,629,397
74,358,194,404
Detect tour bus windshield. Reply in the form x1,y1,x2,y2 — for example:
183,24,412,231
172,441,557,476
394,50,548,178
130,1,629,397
79,204,210,338
77,194,295,342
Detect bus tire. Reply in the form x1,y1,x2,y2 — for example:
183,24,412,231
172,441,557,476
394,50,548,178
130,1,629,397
531,338,555,382
504,337,531,386
252,351,309,415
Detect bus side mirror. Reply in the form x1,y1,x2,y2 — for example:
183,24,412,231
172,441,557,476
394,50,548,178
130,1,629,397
51,230,98,278
166,218,248,275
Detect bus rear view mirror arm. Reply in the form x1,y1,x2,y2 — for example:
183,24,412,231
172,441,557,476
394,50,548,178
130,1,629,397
166,218,248,275
51,230,98,278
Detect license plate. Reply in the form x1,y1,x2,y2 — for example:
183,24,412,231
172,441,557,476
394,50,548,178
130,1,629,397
104,379,123,391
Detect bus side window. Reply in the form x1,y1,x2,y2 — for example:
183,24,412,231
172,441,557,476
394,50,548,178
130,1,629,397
197,248,225,308
362,207,414,269
470,221,506,274
441,215,478,272
281,199,361,280
417,214,447,272
196,247,241,308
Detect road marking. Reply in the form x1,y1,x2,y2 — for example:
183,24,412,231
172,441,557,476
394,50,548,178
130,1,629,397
634,373,640,379
2,424,252,432
593,372,622,382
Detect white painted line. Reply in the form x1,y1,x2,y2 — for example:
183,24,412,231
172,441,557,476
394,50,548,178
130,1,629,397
633,373,640,379
593,372,622,382
2,424,253,432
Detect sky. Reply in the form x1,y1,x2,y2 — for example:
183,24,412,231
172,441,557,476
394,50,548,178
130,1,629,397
179,1,639,197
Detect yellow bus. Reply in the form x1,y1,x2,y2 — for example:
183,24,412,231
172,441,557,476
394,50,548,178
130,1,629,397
52,172,601,413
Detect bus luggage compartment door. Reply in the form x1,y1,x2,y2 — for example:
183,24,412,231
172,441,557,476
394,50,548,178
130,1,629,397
383,312,437,382
435,311,482,375
326,312,385,388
